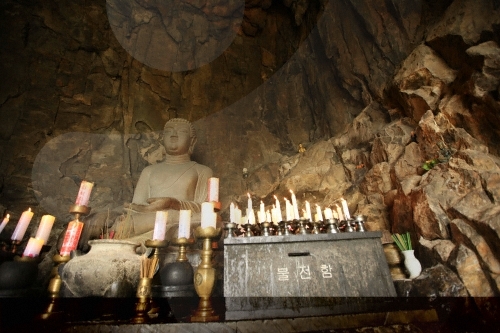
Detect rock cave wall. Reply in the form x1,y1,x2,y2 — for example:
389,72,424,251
1,0,500,303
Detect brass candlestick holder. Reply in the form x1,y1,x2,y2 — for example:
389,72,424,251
171,237,193,262
191,226,222,323
241,223,254,237
132,277,153,324
69,204,91,221
40,254,70,319
145,239,169,262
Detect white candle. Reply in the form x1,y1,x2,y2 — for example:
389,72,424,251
285,198,293,221
341,198,351,220
290,190,300,220
258,201,266,223
324,208,333,220
274,196,283,221
60,220,84,256
332,209,339,219
152,211,168,241
315,204,323,222
0,214,10,235
178,210,191,239
35,215,55,244
11,208,34,241
266,210,272,223
335,204,344,221
207,177,219,202
248,209,256,225
234,207,242,225
23,237,44,257
75,180,94,206
305,201,312,221
201,202,216,228
271,206,279,223
229,202,235,223
247,193,252,214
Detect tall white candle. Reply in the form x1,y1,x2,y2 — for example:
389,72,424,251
315,204,323,222
75,180,94,206
266,210,272,223
247,193,252,214
341,198,351,220
0,214,10,235
335,204,344,221
201,202,216,228
290,190,300,220
234,207,242,225
258,201,266,223
305,201,312,221
332,209,339,219
178,210,191,239
207,177,219,202
248,209,256,225
11,208,34,241
285,198,293,222
274,196,283,221
229,202,235,223
23,237,44,257
324,208,333,220
152,211,168,241
35,215,55,244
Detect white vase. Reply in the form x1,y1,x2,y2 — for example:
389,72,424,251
402,250,422,279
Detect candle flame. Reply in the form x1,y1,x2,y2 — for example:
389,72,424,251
28,208,31,212
274,195,277,199
6,214,9,219
289,189,294,194
247,193,251,198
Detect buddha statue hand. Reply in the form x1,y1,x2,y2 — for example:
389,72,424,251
125,197,181,212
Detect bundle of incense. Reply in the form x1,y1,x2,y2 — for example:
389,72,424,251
140,255,159,278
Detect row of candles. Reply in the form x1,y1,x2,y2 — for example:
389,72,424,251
0,180,94,258
229,190,352,225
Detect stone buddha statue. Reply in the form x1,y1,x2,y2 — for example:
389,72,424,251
73,118,213,248
115,118,213,242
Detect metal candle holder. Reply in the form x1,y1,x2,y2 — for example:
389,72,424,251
355,215,367,232
311,221,321,234
344,219,355,232
325,219,340,233
241,223,254,237
260,222,272,236
132,277,153,324
145,239,169,262
223,222,238,238
295,219,310,235
191,226,222,322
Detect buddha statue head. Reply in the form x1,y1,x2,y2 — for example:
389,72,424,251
163,118,197,156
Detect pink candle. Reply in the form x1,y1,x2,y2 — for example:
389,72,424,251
11,208,34,241
60,220,84,256
207,177,219,202
75,180,94,206
0,214,10,235
178,210,191,239
152,211,168,241
35,215,55,244
23,237,44,257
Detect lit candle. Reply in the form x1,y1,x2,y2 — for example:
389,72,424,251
335,204,344,221
305,201,312,221
315,204,323,222
271,205,279,223
11,208,34,241
35,214,56,244
290,190,300,220
341,198,351,220
0,214,10,235
248,209,256,225
60,220,84,256
207,177,219,202
178,210,191,239
285,198,293,222
258,201,266,223
75,180,94,206
234,207,242,225
152,211,168,241
201,202,216,228
324,207,333,220
332,209,339,219
23,237,44,257
274,196,283,221
266,210,272,223
229,202,235,223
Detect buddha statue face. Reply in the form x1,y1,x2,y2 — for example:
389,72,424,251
163,119,196,156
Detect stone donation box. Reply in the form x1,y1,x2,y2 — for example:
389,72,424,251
224,231,396,298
